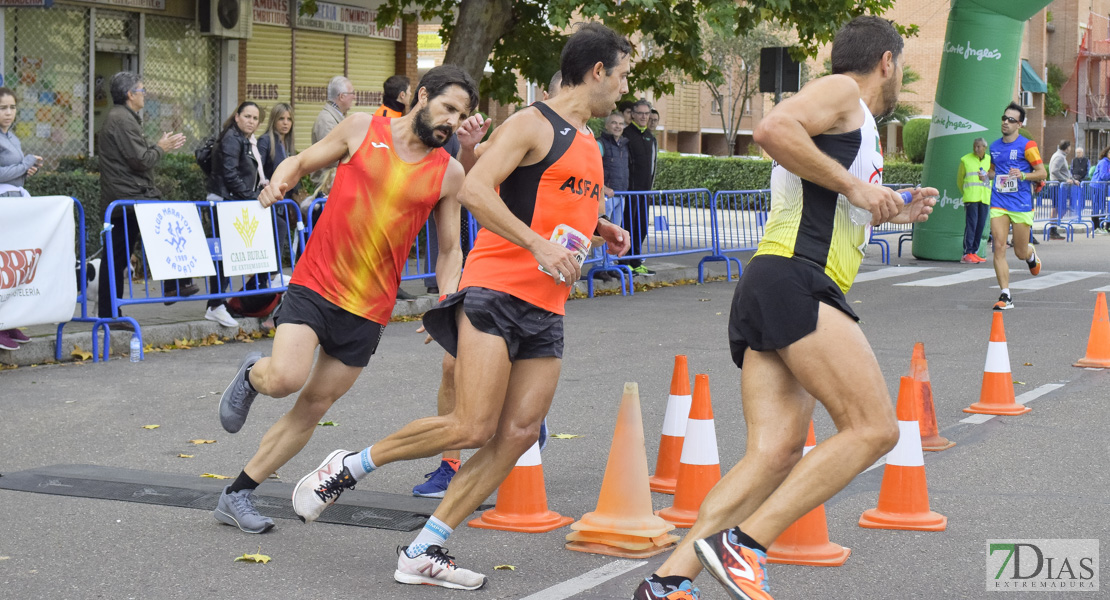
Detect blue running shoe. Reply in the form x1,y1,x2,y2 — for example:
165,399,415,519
539,417,549,452
412,460,457,498
633,577,700,599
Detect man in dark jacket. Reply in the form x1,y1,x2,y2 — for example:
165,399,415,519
96,71,187,319
622,99,657,274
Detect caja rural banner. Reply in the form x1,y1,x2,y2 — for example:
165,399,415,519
0,195,78,329
912,0,1053,261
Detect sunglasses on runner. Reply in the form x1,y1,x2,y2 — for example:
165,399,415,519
1001,116,1021,124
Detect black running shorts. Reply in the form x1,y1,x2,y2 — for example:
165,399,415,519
422,287,564,361
274,283,384,367
728,254,858,368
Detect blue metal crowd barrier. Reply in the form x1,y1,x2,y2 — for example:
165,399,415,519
709,189,769,280
611,188,730,283
90,198,305,363
54,198,99,361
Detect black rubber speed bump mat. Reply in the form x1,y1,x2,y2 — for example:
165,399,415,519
0,464,489,531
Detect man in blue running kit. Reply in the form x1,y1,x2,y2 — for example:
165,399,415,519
987,102,1046,310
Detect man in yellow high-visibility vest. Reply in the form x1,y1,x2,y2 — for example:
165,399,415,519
957,137,992,263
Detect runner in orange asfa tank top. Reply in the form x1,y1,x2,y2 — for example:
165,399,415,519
289,23,635,590
209,65,482,538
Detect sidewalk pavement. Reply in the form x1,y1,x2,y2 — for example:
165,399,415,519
0,257,721,367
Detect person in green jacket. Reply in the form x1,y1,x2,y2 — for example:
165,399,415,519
957,137,991,263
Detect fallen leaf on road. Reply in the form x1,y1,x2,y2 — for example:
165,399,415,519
71,347,92,361
1014,381,1026,385
1023,362,1033,366
317,421,337,427
189,439,217,445
268,473,280,479
0,556,10,560
141,425,160,430
202,473,231,479
494,565,515,571
234,547,271,564
697,298,710,302
177,454,194,459
550,433,582,439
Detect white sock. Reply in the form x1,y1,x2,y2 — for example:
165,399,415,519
343,447,376,481
406,516,453,558
1001,288,1010,298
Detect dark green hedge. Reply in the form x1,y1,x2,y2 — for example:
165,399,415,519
25,152,208,254
653,153,923,192
903,118,930,163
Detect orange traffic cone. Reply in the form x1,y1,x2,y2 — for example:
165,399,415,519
468,441,573,533
908,343,955,451
566,382,679,558
657,374,720,528
963,312,1030,416
767,421,851,566
649,355,692,494
1074,292,1110,368
860,376,947,532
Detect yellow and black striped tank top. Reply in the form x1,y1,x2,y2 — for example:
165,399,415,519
755,99,882,292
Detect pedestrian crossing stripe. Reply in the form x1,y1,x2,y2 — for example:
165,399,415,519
893,270,998,287
853,266,934,283
1006,271,1104,290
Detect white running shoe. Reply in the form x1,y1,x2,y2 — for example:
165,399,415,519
205,304,239,328
394,545,486,590
292,449,356,523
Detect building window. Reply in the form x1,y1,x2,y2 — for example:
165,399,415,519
710,98,721,115
744,98,751,115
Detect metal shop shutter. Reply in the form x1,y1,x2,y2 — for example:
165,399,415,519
346,36,395,115
293,30,345,147
245,25,292,116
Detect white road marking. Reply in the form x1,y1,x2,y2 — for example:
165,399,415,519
1090,285,1110,292
853,267,934,283
1008,271,1104,290
519,560,648,600
895,270,998,287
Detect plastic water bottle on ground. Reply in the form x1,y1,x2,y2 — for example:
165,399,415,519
849,190,914,226
130,333,142,363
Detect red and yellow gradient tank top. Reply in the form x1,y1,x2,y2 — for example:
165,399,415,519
291,116,450,324
461,102,603,315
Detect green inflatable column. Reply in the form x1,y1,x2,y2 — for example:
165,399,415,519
912,0,1052,260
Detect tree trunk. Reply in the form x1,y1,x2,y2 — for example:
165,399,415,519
443,0,515,85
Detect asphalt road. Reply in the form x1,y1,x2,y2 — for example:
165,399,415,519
2,236,1108,600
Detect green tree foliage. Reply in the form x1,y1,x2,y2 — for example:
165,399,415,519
1045,63,1068,117
902,117,930,163
310,0,914,105
702,22,786,157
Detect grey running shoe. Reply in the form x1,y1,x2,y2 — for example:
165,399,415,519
220,352,261,433
395,545,486,590
213,486,274,534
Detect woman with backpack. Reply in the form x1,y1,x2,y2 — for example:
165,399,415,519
203,101,266,328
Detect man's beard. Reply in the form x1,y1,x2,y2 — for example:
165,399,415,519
876,74,900,120
412,106,453,148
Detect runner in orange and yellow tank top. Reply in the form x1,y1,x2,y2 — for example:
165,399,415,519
209,65,483,538
290,24,634,589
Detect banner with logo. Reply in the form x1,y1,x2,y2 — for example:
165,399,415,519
216,201,278,276
134,203,216,280
0,196,77,329
912,0,1053,260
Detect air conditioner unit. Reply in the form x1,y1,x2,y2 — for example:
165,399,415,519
199,0,252,39
1020,90,1035,109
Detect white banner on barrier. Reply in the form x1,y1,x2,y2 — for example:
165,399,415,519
0,195,78,329
216,201,277,276
134,203,216,280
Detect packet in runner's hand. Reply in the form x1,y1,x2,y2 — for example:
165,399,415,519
539,224,591,281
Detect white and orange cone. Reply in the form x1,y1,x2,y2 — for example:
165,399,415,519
963,312,1030,416
767,420,851,566
860,376,947,532
468,441,573,533
650,355,692,495
656,374,720,528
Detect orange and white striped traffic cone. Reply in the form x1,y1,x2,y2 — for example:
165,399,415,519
1074,292,1110,368
767,420,851,566
656,374,720,528
963,312,1030,416
908,343,955,451
859,376,947,532
649,355,692,494
468,441,573,533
